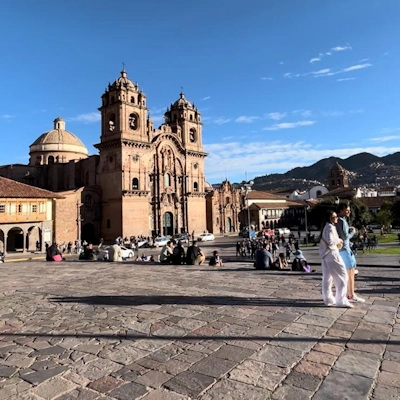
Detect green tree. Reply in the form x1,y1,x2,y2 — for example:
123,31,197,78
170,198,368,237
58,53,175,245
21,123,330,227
376,201,393,228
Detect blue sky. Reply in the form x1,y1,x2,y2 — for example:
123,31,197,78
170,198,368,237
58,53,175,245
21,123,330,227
1,0,400,183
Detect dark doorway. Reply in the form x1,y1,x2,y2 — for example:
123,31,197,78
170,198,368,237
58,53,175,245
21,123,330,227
226,217,232,232
82,223,97,244
163,212,173,236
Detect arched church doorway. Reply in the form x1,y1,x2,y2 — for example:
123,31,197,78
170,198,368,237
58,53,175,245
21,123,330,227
7,227,24,252
27,226,42,252
82,223,96,244
162,212,173,236
226,217,232,232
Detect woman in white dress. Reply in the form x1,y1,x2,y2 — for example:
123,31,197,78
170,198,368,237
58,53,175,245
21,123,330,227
319,211,353,308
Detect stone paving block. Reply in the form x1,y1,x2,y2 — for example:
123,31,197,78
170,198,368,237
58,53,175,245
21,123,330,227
304,350,337,366
272,383,313,400
56,387,100,400
135,370,173,388
377,370,400,388
32,376,77,399
284,371,322,392
381,359,400,374
73,344,103,355
313,342,343,355
384,350,400,362
371,384,400,399
283,322,327,338
155,359,191,375
333,349,381,379
295,314,336,328
201,378,267,400
270,332,316,353
190,354,237,378
99,346,150,365
174,350,207,365
250,344,303,368
21,366,68,385
70,358,121,381
141,388,187,399
313,370,373,400
228,359,287,391
33,345,66,356
0,366,18,378
164,370,215,398
294,360,331,377
212,344,255,362
108,381,148,400
87,375,125,393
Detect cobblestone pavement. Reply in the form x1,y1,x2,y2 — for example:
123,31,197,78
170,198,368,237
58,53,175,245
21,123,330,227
1,250,399,399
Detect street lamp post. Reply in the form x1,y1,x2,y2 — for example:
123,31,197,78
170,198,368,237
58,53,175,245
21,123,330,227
304,205,310,244
241,180,254,234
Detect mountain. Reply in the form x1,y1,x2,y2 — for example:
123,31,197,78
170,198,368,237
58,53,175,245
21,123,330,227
252,152,400,191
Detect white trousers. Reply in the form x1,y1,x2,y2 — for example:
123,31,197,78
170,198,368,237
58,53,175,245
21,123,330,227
321,250,349,307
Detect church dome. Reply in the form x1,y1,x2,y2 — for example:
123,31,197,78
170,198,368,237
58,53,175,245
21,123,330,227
110,70,137,91
29,117,88,166
172,92,195,110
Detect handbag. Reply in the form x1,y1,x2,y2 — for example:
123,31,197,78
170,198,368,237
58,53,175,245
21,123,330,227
52,254,62,262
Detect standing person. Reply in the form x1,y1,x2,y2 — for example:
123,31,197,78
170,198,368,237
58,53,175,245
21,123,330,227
336,202,364,303
108,240,122,262
319,210,353,308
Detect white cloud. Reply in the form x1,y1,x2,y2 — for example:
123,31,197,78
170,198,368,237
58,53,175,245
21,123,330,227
152,115,164,124
204,140,400,181
337,78,355,82
261,77,274,80
283,72,292,78
235,116,259,123
279,62,284,65
266,112,287,121
70,112,101,123
214,117,231,125
263,120,315,131
369,135,400,143
325,52,332,56
1,114,14,119
343,63,372,72
313,68,331,75
321,111,345,117
331,45,352,52
293,110,312,118
309,58,321,63
349,109,364,114
202,96,211,101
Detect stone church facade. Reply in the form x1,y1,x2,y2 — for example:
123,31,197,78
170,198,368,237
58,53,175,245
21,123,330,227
0,69,209,243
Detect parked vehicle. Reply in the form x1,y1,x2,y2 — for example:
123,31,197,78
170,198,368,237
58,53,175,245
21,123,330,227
97,246,134,260
275,228,290,235
154,236,170,247
173,234,190,244
197,233,215,242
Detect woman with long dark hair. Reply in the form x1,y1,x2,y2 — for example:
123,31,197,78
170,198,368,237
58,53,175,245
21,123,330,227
319,210,353,308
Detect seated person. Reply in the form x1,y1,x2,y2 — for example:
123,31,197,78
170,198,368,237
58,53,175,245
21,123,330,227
79,242,95,260
291,249,311,272
209,250,223,267
254,243,273,270
160,241,174,264
46,242,63,262
172,241,186,264
186,241,206,265
272,252,289,270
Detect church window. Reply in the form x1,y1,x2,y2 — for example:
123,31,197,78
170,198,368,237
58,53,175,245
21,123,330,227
164,173,171,187
129,113,138,130
337,179,341,185
189,128,196,142
84,195,92,209
109,114,116,131
194,182,198,192
331,180,335,186
132,178,139,190
226,196,230,204
111,96,115,104
106,219,111,228
48,156,54,164
190,114,193,121
131,96,135,104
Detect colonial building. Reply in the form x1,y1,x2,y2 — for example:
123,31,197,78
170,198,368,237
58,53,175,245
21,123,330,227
0,69,208,243
206,180,241,234
0,176,62,253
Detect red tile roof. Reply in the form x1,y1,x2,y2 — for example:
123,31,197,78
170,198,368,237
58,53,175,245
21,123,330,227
248,190,287,200
251,201,305,209
0,176,63,199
